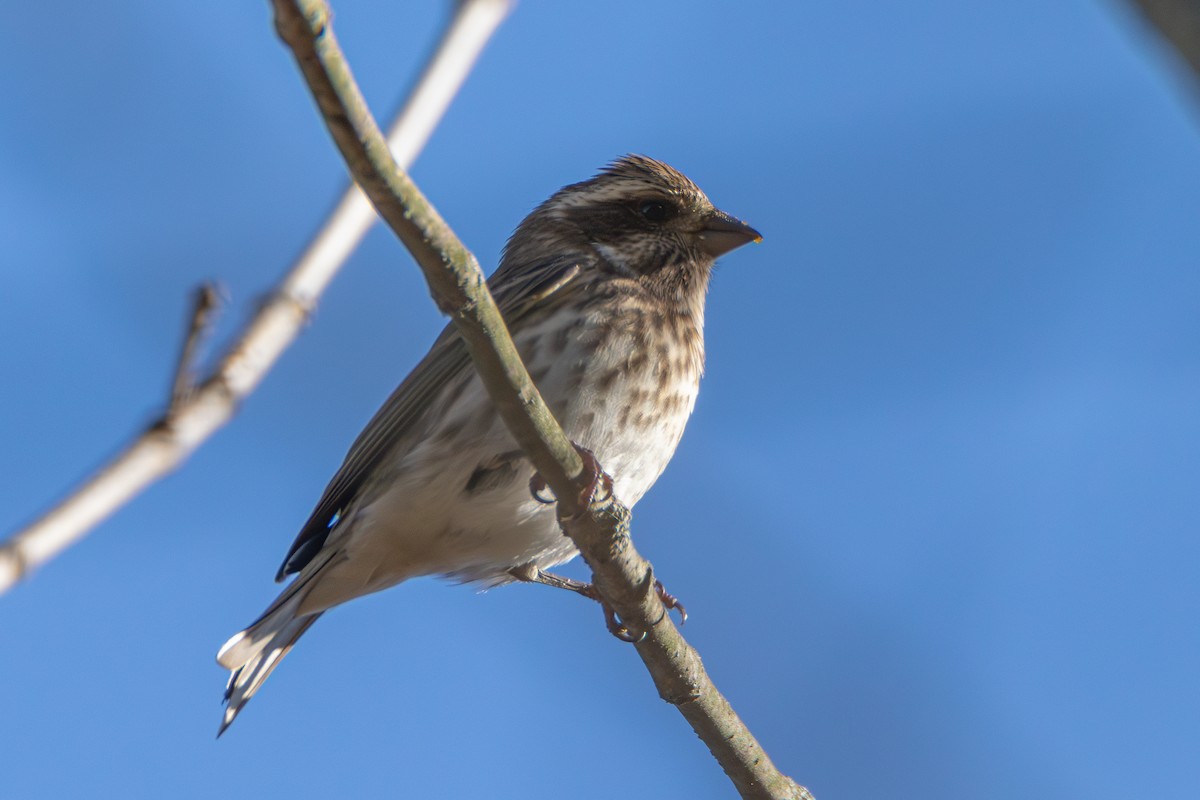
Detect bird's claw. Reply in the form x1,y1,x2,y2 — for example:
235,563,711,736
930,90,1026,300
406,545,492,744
655,580,688,625
529,473,555,505
509,564,643,643
527,442,613,513
599,580,684,641
546,578,643,643
571,444,613,509
510,566,684,642
544,577,643,642
602,604,644,643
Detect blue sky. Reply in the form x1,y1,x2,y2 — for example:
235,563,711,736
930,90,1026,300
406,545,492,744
2,1,1197,798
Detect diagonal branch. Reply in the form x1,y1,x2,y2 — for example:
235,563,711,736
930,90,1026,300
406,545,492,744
271,0,584,498
269,2,812,798
0,0,513,594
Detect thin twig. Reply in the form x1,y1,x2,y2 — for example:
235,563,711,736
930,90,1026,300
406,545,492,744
269,2,811,797
169,284,221,414
0,0,513,594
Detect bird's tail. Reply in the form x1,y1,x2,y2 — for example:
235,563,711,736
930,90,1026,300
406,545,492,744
216,551,335,735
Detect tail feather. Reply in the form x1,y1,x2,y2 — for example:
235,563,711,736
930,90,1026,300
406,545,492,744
217,611,322,736
217,549,338,736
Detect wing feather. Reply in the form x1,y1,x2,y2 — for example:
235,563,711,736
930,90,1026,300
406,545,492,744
275,254,587,580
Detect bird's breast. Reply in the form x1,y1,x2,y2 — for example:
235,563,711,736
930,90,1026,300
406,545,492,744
521,302,703,506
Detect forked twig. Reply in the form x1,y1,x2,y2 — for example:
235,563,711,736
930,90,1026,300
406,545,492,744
0,0,513,593
169,284,222,414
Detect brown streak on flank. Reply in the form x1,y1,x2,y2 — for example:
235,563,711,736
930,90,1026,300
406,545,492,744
597,367,621,392
656,364,672,392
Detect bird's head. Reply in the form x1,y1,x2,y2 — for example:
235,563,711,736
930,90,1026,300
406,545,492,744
503,155,760,305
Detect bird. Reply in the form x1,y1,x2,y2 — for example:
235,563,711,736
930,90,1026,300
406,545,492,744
216,155,760,734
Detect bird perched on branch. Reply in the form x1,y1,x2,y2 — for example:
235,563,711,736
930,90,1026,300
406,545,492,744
217,155,760,733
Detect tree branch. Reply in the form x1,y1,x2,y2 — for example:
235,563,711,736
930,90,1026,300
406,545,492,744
269,1,812,797
0,0,513,593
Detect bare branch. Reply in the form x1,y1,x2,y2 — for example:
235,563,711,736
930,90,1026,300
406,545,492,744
269,2,811,797
0,0,513,594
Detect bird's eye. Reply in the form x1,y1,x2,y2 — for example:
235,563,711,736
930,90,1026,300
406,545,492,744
638,200,672,222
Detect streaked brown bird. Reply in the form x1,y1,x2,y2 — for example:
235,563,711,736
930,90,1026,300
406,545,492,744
217,155,760,733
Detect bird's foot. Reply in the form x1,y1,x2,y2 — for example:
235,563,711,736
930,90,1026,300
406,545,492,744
528,443,613,514
599,603,642,643
508,563,592,594
569,444,613,509
508,564,641,642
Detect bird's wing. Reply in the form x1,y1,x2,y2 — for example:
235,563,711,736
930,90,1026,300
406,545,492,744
275,254,587,581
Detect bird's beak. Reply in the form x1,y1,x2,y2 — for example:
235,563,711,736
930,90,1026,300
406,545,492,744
697,210,762,258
